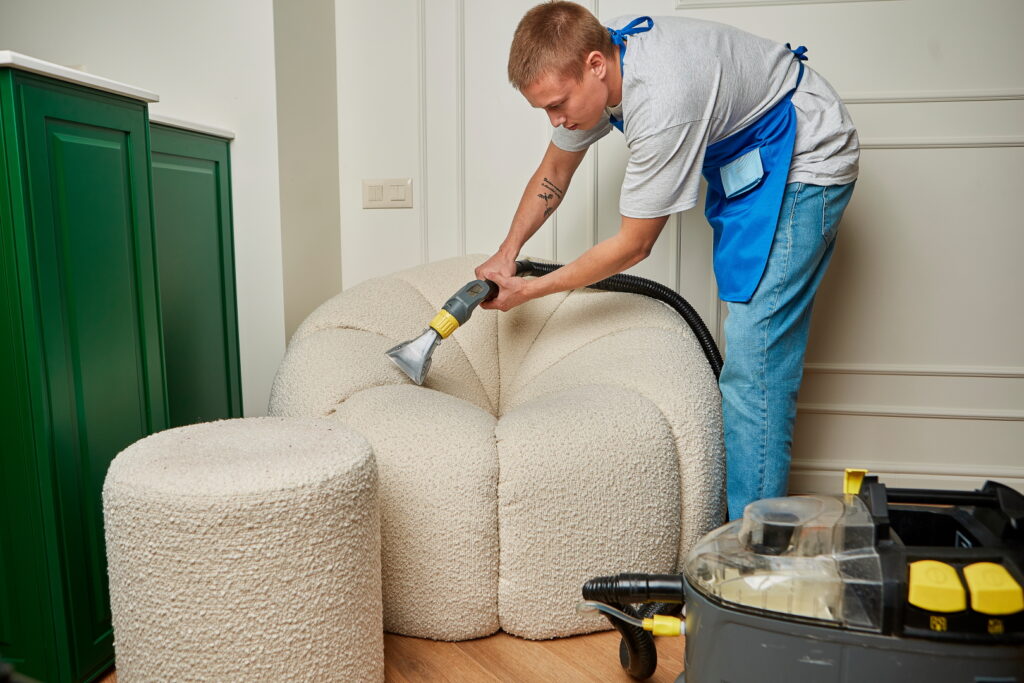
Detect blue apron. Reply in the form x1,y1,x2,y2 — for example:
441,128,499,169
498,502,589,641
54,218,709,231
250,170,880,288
608,18,807,303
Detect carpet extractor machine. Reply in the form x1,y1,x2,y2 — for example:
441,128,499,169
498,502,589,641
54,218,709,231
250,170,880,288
582,472,1024,682
386,261,1024,683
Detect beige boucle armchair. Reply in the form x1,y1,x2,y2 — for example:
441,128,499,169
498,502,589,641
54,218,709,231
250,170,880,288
269,255,724,641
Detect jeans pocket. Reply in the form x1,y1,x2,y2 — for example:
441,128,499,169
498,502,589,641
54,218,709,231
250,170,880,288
821,182,854,244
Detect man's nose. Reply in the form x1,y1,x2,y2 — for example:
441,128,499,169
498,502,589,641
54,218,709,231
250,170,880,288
547,111,565,127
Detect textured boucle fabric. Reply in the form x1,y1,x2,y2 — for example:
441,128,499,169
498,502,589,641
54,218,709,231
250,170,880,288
496,384,680,638
331,384,500,640
103,418,383,681
269,255,725,640
501,290,724,557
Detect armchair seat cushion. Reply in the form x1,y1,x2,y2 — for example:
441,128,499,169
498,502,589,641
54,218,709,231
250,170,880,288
270,255,724,639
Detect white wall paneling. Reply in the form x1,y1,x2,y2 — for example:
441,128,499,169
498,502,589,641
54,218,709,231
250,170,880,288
337,0,423,287
338,0,1024,493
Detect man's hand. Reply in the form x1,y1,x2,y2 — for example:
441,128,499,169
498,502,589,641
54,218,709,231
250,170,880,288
475,249,518,282
479,271,532,311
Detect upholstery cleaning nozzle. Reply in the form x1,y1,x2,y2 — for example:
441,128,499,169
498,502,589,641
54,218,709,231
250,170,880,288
385,261,532,385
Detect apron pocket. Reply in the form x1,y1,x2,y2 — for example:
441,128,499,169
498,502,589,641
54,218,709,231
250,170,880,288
720,147,765,199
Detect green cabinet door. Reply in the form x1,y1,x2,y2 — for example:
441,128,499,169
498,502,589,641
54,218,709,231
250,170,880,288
150,124,242,427
0,72,55,681
0,70,167,682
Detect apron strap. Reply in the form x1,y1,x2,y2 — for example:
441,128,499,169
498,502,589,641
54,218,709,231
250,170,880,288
786,43,808,87
606,17,654,133
607,16,654,52
786,43,808,61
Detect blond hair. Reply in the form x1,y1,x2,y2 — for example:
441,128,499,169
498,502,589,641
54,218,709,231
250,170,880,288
508,1,614,90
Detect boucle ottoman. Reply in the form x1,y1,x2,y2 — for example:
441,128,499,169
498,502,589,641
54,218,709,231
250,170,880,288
269,255,725,641
102,418,383,682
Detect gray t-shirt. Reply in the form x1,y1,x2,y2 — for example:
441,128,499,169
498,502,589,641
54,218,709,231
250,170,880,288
552,16,860,219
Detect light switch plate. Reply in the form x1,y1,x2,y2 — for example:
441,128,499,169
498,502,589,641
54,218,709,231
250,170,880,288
362,178,413,209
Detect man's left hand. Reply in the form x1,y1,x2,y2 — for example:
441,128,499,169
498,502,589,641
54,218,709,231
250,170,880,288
479,272,532,311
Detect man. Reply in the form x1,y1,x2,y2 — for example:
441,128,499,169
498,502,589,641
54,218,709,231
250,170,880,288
476,1,858,519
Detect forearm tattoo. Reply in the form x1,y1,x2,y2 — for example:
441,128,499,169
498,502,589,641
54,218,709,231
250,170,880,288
537,177,564,218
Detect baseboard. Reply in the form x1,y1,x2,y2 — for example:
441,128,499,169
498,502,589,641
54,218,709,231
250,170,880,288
790,460,1024,495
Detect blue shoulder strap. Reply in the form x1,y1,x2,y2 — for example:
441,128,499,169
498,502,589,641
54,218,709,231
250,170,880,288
606,17,653,132
786,43,808,87
608,16,654,51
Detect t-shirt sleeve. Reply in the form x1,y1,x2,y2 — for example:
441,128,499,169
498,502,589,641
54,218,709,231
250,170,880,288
551,119,613,152
619,119,712,219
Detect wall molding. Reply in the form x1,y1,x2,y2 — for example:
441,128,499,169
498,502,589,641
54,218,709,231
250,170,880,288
791,458,1024,483
677,0,897,8
673,214,683,293
792,459,1024,480
803,363,1024,379
797,402,1024,421
843,89,1024,105
707,277,723,346
456,0,466,256
591,0,601,252
417,0,429,264
860,136,1024,150
591,145,600,250
550,127,559,260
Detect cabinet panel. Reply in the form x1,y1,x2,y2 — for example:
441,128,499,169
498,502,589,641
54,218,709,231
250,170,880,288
151,124,241,427
0,71,57,683
16,73,166,682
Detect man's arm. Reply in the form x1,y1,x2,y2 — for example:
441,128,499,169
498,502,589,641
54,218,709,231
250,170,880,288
481,213,669,311
476,142,586,280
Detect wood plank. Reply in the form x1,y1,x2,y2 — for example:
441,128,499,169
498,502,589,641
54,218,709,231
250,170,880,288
454,631,585,682
534,629,685,683
385,633,500,683
97,629,687,682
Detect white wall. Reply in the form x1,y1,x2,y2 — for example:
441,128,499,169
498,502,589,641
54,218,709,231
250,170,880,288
337,0,1024,493
274,0,342,339
0,0,286,417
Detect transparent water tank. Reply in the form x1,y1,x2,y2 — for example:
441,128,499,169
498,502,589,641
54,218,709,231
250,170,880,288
684,495,885,631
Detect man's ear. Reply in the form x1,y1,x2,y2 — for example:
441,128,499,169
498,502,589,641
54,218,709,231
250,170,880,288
586,50,607,79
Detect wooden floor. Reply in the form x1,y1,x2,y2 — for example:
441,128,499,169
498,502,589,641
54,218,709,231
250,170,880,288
97,629,685,682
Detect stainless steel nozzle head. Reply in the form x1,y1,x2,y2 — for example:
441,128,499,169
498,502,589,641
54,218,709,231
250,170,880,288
385,328,443,385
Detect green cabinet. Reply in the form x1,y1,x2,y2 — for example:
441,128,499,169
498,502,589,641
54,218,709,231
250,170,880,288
150,123,242,427
0,68,168,681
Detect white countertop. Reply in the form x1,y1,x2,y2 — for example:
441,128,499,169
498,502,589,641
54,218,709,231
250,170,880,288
0,50,159,102
149,114,235,140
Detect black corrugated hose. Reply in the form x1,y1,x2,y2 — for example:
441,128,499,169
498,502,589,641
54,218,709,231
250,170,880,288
582,574,688,680
515,259,723,378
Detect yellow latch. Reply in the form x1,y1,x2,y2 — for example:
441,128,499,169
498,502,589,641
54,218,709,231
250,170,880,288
843,468,868,495
908,560,966,613
963,562,1024,615
642,614,683,637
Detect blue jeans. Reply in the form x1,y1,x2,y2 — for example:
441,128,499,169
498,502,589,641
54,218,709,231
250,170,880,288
722,181,855,520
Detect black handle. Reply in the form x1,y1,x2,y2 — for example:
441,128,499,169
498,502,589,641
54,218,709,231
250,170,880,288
515,259,534,276
480,260,535,302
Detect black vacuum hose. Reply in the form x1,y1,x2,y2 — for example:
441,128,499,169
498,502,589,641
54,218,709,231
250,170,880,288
582,574,687,680
515,259,723,378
